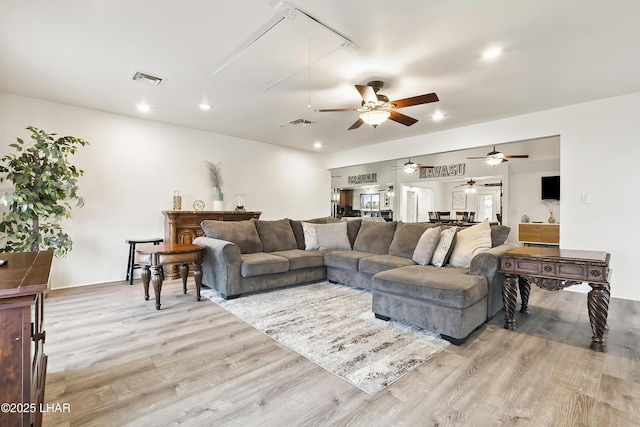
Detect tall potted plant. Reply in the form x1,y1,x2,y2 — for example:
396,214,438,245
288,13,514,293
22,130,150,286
0,126,89,257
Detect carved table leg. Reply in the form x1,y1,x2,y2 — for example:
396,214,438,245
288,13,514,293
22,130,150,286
587,283,610,352
503,273,518,330
141,265,151,301
151,265,163,310
518,276,531,314
180,263,189,294
194,259,203,301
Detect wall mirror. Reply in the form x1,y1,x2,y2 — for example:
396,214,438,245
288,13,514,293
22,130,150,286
330,136,560,227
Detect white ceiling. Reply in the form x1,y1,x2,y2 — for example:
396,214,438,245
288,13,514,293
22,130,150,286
2,1,639,154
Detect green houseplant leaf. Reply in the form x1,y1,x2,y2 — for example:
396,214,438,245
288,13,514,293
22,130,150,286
0,126,89,257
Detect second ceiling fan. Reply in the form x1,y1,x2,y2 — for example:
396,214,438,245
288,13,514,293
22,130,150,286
315,80,439,130
467,146,529,165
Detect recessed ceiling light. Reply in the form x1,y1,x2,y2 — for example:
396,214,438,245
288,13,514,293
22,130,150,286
482,47,503,60
199,103,212,111
431,111,445,120
313,142,322,149
137,103,151,113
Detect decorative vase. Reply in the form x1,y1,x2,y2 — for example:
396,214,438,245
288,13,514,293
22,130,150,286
548,212,556,223
213,187,224,211
521,214,530,223
173,190,182,211
235,194,246,212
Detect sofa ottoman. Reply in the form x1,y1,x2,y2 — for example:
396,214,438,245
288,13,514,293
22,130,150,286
372,265,489,344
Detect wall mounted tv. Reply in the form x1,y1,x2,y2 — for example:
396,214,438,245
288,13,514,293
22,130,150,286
541,175,560,200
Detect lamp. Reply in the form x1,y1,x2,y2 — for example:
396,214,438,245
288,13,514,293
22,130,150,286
360,110,391,127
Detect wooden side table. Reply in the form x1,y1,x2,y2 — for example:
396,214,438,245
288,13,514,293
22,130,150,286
135,243,205,310
500,246,612,351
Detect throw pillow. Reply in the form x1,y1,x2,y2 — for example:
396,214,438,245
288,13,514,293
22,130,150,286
430,226,457,267
412,226,442,265
490,224,511,247
449,220,492,268
200,219,263,254
316,222,351,251
255,219,298,252
301,222,320,250
353,220,397,255
389,222,440,259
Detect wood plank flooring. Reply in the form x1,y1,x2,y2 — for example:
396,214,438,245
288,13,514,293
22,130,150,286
41,280,640,426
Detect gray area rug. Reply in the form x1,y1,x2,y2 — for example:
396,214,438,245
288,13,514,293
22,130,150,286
201,281,449,395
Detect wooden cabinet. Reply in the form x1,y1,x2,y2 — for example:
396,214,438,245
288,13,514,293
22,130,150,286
0,251,53,427
518,223,560,245
162,210,261,278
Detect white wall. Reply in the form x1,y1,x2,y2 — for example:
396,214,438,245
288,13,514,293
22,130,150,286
0,92,330,288
327,92,640,301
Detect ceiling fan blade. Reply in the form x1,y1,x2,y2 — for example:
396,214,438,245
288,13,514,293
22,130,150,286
389,110,418,126
504,155,529,158
466,156,488,159
314,108,358,112
391,92,439,109
355,85,377,104
348,118,364,130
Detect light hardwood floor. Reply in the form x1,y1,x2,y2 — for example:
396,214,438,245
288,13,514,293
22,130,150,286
41,279,640,426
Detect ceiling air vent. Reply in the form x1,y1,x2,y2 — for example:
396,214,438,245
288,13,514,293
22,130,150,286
284,118,315,128
130,70,166,87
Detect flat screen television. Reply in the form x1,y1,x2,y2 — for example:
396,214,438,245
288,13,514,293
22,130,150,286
541,175,560,200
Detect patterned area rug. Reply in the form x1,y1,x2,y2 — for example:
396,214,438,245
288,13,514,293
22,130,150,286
201,281,449,395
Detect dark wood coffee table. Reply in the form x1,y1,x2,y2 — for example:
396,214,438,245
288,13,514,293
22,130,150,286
500,246,611,352
135,243,205,310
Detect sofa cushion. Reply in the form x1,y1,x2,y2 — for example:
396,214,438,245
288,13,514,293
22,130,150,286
201,219,263,254
412,226,441,265
353,220,397,255
359,254,416,275
430,226,457,267
372,265,488,309
389,222,439,259
289,217,340,250
255,219,298,252
240,252,289,277
449,220,492,268
343,218,362,248
324,250,375,271
317,222,351,251
271,249,326,270
490,225,511,247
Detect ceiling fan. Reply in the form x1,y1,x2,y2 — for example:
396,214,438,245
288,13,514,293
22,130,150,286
315,80,439,130
403,158,435,173
456,179,478,193
467,146,529,165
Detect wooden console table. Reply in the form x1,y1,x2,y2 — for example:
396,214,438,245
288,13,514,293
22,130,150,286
500,246,611,352
162,210,261,279
0,251,53,427
518,223,559,246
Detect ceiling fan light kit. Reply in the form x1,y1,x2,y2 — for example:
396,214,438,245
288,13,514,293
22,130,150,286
360,110,391,127
403,160,418,173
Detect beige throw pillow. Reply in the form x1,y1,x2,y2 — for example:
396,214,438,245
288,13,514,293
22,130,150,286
448,220,492,268
412,226,441,265
316,222,351,251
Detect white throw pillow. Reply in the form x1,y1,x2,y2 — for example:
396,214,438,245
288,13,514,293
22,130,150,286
448,220,492,268
316,222,351,251
430,226,457,268
412,226,441,265
301,222,319,250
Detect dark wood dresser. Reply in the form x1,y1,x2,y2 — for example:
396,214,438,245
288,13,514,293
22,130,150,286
0,251,53,427
162,211,261,279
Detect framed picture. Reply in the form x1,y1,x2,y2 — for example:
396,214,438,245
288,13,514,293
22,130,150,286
452,191,467,210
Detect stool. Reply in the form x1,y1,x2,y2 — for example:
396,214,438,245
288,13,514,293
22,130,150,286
126,238,163,285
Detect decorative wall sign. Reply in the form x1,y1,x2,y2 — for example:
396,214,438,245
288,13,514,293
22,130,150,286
419,163,466,179
348,173,377,184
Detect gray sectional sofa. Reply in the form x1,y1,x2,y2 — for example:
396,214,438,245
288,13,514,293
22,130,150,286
194,217,515,345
